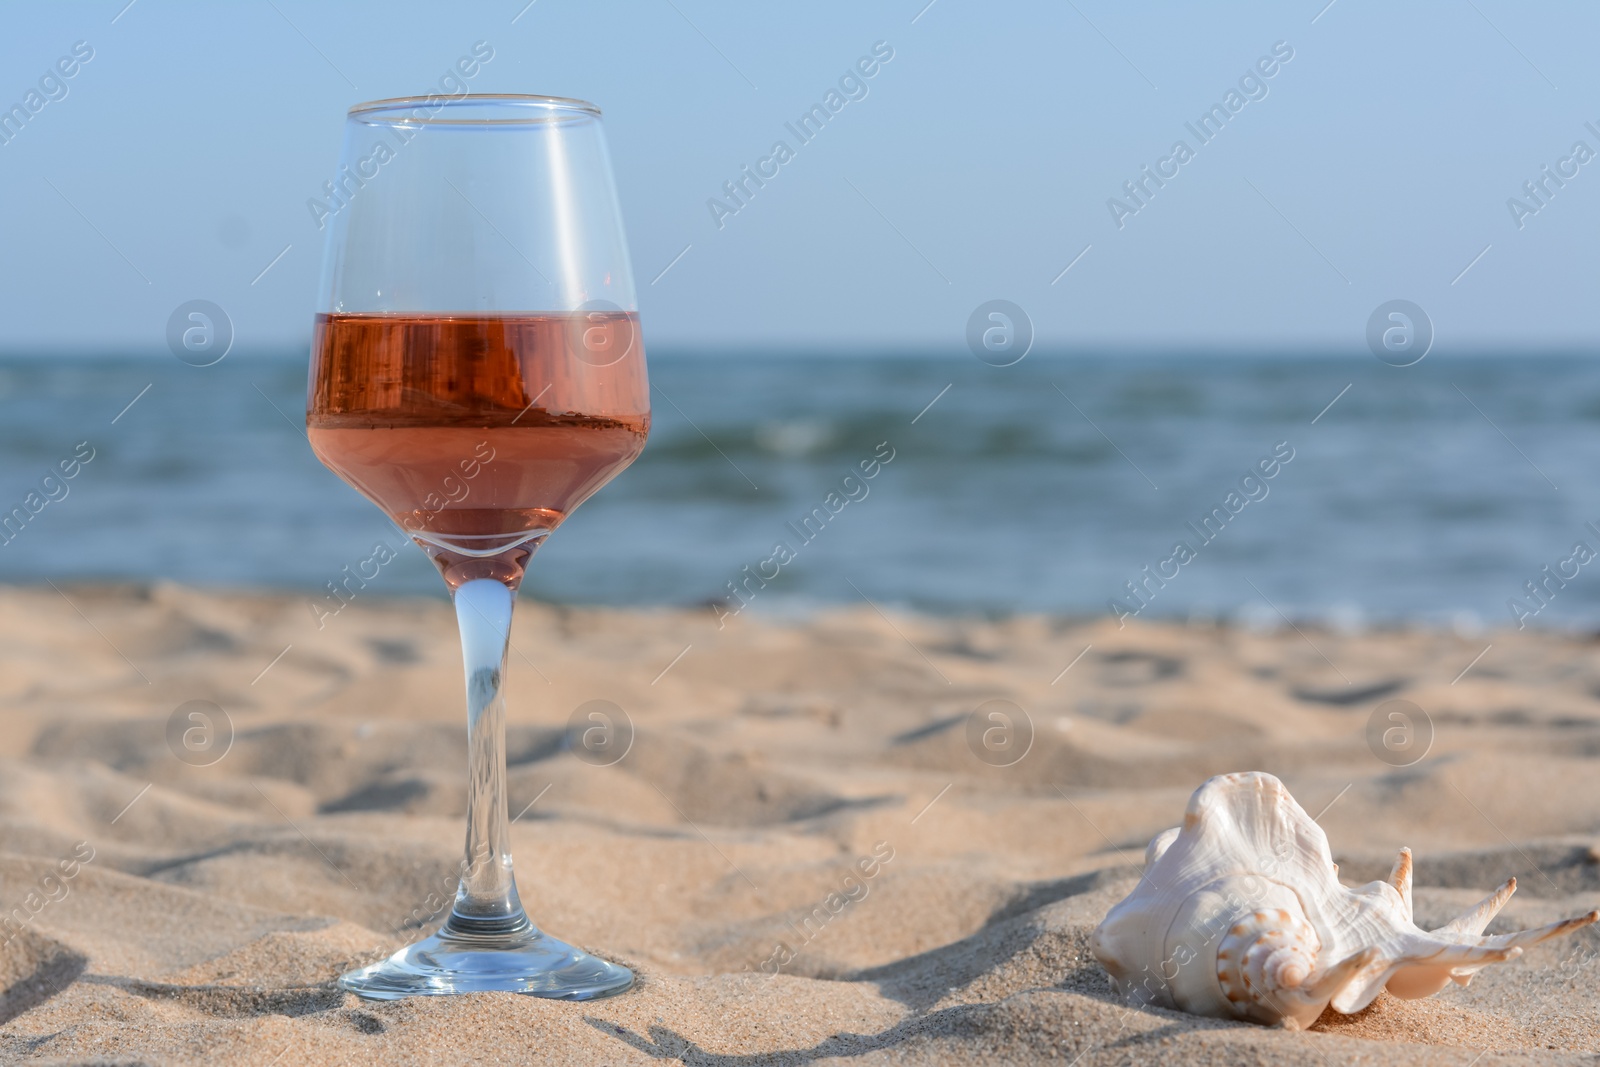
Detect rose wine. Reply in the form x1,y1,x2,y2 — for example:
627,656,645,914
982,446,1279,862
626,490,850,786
308,312,649,587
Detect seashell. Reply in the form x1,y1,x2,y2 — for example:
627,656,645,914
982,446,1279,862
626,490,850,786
1091,771,1598,1029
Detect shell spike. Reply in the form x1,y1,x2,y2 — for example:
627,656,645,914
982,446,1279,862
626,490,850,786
1387,847,1413,922
1304,946,1379,1003
1436,877,1515,937
1481,910,1600,952
1382,944,1521,1001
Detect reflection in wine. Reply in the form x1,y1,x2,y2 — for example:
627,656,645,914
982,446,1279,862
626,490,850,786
309,312,648,589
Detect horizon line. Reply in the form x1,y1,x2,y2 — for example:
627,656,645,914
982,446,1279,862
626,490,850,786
2,344,1599,361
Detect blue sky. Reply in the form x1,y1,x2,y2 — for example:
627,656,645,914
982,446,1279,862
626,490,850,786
0,0,1596,351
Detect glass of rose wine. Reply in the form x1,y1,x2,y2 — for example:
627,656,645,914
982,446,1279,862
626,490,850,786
306,94,646,1000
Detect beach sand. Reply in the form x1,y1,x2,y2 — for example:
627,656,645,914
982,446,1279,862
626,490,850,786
1,581,1598,1065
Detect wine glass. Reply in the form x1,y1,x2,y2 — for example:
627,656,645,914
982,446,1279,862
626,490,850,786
306,94,647,1000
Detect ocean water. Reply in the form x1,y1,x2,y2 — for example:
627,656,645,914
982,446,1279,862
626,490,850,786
1,350,1597,631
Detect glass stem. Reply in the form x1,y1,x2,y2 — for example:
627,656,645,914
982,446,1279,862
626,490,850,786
447,577,530,934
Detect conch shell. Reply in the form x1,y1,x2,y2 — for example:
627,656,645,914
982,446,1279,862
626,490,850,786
1091,771,1597,1029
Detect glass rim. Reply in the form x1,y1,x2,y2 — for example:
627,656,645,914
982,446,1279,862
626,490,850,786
348,93,602,127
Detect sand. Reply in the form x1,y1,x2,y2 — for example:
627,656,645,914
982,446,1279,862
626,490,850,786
1,581,1598,1065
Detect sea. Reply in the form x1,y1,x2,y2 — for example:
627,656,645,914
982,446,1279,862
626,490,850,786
1,348,1597,632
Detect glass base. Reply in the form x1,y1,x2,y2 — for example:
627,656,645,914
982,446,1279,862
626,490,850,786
339,917,634,1001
